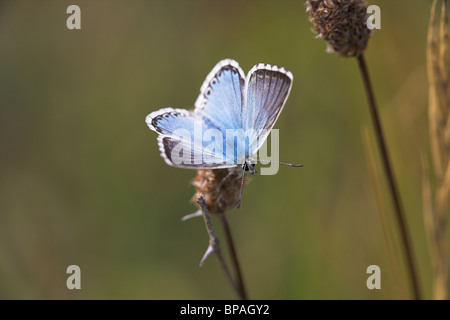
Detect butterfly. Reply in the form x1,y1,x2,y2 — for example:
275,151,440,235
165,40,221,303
146,59,300,177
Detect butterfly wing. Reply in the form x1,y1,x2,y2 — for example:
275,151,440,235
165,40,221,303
146,60,291,168
194,59,246,133
146,107,193,136
146,59,248,168
146,108,235,168
156,135,236,168
194,59,249,165
243,64,293,155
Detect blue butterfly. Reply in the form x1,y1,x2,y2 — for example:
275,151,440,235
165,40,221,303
146,59,297,174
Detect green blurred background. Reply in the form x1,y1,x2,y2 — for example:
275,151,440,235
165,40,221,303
0,0,440,299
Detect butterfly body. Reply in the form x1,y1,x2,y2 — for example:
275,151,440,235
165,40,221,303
146,59,293,170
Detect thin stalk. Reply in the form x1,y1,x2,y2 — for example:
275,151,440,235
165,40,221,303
218,212,248,300
195,196,239,297
357,54,421,300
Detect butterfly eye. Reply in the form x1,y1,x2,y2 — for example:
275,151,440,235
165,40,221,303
206,89,211,96
212,79,217,85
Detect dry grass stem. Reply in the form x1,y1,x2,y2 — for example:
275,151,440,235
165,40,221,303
362,127,408,298
358,54,421,300
424,0,450,300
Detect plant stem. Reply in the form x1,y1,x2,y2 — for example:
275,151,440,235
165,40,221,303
195,196,239,297
357,54,421,300
219,212,248,300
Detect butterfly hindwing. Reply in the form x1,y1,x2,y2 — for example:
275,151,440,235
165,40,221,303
157,135,235,169
146,108,234,168
146,108,193,136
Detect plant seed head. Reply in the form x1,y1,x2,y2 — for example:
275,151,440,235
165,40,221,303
192,168,247,214
306,0,372,57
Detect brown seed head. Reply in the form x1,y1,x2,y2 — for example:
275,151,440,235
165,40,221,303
192,168,247,214
306,0,372,57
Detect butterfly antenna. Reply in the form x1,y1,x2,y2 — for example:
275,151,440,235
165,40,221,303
278,161,303,167
236,166,246,209
257,159,304,167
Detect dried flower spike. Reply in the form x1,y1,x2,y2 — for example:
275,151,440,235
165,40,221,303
424,0,449,300
192,168,248,214
306,0,372,57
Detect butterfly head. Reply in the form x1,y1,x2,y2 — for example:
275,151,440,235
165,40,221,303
243,160,257,175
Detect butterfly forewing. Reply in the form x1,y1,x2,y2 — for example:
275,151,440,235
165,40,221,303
243,64,293,154
194,59,246,133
